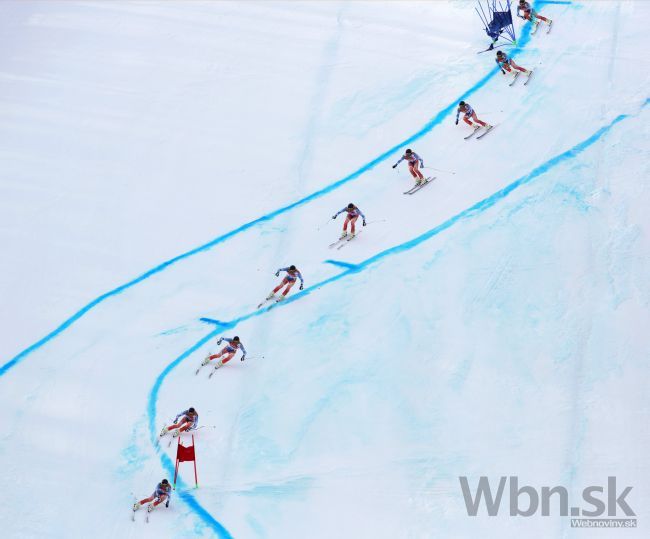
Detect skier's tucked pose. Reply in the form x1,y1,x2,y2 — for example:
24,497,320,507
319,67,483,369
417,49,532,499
455,101,490,130
160,407,198,438
267,265,304,301
202,336,246,369
332,203,366,238
133,479,172,513
392,149,425,182
517,0,552,26
495,51,530,75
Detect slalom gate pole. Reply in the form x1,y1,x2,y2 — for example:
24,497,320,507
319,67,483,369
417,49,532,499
173,437,180,489
192,435,198,488
174,434,199,488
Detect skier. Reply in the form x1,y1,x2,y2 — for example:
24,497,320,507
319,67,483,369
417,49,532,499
332,203,366,239
160,407,198,438
392,149,425,183
133,479,172,513
495,51,531,76
455,101,490,130
266,265,304,302
201,336,247,370
517,0,552,27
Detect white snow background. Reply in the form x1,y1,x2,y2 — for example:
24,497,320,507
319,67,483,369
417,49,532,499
0,1,649,538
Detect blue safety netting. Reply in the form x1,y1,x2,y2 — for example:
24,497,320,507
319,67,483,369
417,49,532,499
476,0,517,47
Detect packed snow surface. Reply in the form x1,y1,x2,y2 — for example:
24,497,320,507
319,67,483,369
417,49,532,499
1,1,648,538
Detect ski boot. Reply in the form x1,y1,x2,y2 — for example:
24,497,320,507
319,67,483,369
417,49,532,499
201,356,211,366
266,292,275,301
172,428,181,438
339,231,348,240
147,503,155,513
133,502,141,512
159,426,168,437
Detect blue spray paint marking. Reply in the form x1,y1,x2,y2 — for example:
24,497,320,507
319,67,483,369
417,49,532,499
199,318,232,328
146,327,234,538
208,105,647,333
0,21,542,377
323,260,359,270
148,104,645,531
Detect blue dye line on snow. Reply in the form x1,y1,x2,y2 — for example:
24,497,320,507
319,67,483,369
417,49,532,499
0,20,541,378
323,259,359,270
146,327,234,539
199,318,232,328
148,103,644,533
204,104,647,335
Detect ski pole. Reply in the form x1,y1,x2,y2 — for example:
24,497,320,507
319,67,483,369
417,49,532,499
423,166,456,175
245,355,265,360
364,219,387,226
317,218,332,231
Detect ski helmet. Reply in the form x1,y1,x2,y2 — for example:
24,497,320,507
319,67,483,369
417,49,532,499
459,101,466,107
289,265,296,271
519,0,525,4
496,51,504,56
161,479,169,485
347,203,354,209
405,148,412,154
188,407,196,414
233,336,240,341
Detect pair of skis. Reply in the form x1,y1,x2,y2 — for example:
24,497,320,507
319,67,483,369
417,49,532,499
508,69,534,87
531,19,553,35
329,230,362,249
403,176,435,195
132,501,159,523
131,507,151,523
158,424,183,447
195,359,222,379
257,294,286,309
159,423,209,448
464,125,495,140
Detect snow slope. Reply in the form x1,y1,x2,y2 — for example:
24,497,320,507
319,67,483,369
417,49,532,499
1,1,649,538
